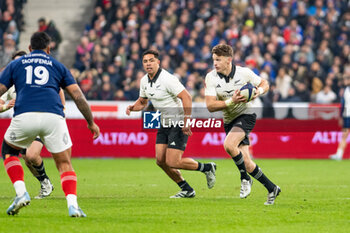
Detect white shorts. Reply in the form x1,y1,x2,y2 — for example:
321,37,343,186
4,112,73,153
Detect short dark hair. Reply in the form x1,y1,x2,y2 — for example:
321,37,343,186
38,17,46,23
30,32,51,50
142,49,159,59
212,44,233,57
11,50,27,60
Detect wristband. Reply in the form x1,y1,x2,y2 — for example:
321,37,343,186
2,105,6,111
225,98,233,107
257,87,264,95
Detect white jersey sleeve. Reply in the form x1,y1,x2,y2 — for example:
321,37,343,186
165,75,185,96
139,77,147,98
204,73,217,96
243,67,262,87
0,86,16,102
0,93,7,102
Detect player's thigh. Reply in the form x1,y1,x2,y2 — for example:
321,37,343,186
51,147,73,173
342,117,350,129
40,113,72,153
25,139,44,160
4,113,40,149
155,126,169,163
341,118,350,137
167,126,188,151
155,144,168,164
224,127,246,149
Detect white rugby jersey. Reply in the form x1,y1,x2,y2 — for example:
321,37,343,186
343,86,350,117
0,86,16,102
205,65,261,123
140,68,185,121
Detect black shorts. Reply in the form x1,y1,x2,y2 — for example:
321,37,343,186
224,113,256,146
156,125,188,151
20,137,43,155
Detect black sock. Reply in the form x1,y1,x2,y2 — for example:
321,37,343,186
196,162,212,172
177,180,193,192
249,165,275,193
232,152,250,180
32,161,49,182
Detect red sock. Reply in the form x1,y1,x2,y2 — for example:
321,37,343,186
4,156,24,184
61,171,77,196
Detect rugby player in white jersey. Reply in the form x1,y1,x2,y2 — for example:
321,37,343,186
0,50,58,199
204,44,281,205
0,32,100,217
329,74,350,160
126,49,216,198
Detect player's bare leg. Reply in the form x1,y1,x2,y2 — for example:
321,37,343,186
165,148,199,170
330,128,349,160
22,141,54,199
240,145,281,205
2,140,30,215
239,145,256,173
52,147,86,217
155,144,195,198
156,144,184,182
166,148,216,189
224,127,253,199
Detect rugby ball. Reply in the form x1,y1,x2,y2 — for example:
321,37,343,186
240,83,255,102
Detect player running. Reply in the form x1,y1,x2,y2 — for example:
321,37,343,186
329,74,350,160
0,50,57,199
0,32,100,217
126,49,216,198
204,44,281,205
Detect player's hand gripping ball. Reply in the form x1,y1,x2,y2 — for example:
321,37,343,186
240,83,255,102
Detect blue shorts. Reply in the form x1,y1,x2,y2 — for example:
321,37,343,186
343,117,350,128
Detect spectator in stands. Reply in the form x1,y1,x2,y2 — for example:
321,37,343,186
275,67,292,100
280,87,302,102
315,85,337,104
37,17,48,32
0,35,16,68
6,20,19,44
45,20,62,59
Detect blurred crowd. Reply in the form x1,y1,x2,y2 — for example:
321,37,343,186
73,0,350,103
0,1,62,65
0,0,26,68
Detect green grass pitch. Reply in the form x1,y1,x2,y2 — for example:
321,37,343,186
0,158,349,233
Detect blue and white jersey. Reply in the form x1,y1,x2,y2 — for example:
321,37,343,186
0,50,76,117
342,86,350,118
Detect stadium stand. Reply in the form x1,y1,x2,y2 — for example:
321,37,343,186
72,0,349,103
0,0,26,68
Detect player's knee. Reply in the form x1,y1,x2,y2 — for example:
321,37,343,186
24,150,39,161
223,140,239,155
1,140,20,160
156,158,166,167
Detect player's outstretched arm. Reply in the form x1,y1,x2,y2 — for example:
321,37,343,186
126,97,148,115
65,84,100,139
